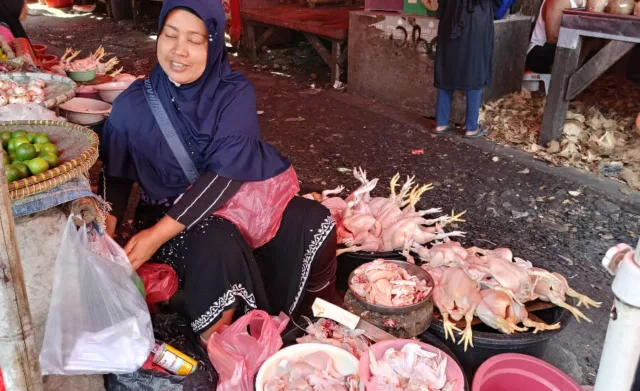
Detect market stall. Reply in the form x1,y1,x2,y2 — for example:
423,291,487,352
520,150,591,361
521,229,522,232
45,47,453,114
539,9,640,145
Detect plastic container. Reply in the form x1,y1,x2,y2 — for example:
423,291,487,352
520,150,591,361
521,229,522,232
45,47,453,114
365,0,404,11
404,0,438,16
39,54,58,63
428,305,571,381
359,339,465,391
32,44,48,57
336,250,406,291
472,353,582,391
45,0,73,8
255,343,362,391
66,69,97,82
59,97,112,125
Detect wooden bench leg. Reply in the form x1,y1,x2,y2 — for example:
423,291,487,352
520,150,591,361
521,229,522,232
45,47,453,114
331,41,344,85
244,22,257,63
256,27,277,50
132,0,143,27
539,37,583,146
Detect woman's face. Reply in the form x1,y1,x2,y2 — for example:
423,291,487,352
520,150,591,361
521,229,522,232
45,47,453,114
157,9,208,84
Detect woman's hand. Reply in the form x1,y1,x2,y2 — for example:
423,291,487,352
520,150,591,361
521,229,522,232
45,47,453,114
124,215,184,270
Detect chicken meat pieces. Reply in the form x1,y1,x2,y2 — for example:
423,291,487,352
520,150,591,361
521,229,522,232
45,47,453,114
528,267,601,323
475,289,560,335
350,260,431,307
430,267,481,351
296,319,369,359
369,343,454,391
264,351,358,391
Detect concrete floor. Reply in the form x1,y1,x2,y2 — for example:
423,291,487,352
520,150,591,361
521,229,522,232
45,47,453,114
22,5,640,386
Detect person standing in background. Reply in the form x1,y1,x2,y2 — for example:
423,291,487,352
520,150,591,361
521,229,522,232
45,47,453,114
433,0,495,138
0,0,29,40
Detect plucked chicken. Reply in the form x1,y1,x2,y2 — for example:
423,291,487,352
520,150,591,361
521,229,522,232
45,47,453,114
350,260,431,307
263,351,359,391
296,318,370,359
59,46,119,73
368,343,455,391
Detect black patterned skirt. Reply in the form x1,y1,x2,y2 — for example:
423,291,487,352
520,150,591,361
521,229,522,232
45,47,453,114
136,196,337,335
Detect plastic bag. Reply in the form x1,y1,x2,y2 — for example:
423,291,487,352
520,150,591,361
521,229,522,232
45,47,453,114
207,310,289,391
0,103,64,122
39,216,155,375
214,166,299,249
137,263,179,313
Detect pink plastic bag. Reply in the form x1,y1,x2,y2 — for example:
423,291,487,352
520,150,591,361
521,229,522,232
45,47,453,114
215,166,299,249
207,310,289,391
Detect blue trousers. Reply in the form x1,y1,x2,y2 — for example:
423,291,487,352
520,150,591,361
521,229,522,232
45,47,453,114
436,89,482,131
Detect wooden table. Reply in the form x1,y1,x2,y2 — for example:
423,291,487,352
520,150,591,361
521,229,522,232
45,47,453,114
539,10,640,145
241,5,361,84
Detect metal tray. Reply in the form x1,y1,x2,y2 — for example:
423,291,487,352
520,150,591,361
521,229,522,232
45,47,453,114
348,259,435,315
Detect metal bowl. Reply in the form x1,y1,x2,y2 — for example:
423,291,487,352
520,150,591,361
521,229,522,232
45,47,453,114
348,259,435,315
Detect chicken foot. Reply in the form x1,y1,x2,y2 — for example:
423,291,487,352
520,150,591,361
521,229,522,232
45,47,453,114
522,318,560,334
322,185,344,200
441,312,461,343
566,287,602,309
457,311,476,352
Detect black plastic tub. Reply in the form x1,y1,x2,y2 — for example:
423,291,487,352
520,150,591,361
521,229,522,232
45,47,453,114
336,250,406,291
428,304,572,382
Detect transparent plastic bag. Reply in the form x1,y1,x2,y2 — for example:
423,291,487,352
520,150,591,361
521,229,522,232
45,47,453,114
39,216,154,375
207,310,289,391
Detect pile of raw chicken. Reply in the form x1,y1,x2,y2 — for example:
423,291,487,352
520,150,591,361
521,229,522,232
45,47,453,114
52,46,120,75
416,241,601,351
350,261,431,307
304,168,466,256
369,343,455,391
0,78,46,106
263,351,358,391
297,319,370,359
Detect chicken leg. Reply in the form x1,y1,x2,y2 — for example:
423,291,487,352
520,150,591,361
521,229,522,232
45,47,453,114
458,310,476,351
522,318,561,334
322,185,345,200
566,287,602,309
441,312,461,343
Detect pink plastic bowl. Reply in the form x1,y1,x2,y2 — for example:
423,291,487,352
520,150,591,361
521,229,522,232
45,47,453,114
32,44,48,56
359,339,465,391
472,353,582,391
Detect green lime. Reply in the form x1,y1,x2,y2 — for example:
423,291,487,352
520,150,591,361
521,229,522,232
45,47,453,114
5,165,19,183
7,138,17,152
26,157,49,175
33,143,42,153
9,151,17,162
33,133,50,144
13,137,30,149
16,143,37,161
11,162,29,178
0,131,11,149
41,143,59,155
26,132,39,143
11,130,27,139
39,152,59,168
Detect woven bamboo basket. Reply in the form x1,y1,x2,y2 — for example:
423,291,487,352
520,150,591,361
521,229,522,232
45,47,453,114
1,120,99,200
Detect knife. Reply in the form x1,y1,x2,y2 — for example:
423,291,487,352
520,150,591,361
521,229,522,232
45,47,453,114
312,298,397,343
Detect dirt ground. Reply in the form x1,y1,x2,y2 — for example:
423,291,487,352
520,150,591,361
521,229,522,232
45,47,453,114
24,5,640,386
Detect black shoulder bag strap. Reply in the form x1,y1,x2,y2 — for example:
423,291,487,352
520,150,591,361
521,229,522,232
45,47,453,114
142,78,200,184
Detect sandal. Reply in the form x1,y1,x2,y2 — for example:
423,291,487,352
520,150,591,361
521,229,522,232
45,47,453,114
464,123,490,138
434,122,455,135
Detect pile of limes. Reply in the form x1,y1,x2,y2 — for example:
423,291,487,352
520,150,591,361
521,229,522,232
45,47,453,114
1,129,60,184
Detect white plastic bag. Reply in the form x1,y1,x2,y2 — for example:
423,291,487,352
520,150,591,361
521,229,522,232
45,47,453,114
0,103,65,122
39,216,154,375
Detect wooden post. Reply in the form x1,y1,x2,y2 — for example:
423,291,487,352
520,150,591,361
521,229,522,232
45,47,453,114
331,40,342,85
539,36,583,146
0,156,43,391
244,22,258,63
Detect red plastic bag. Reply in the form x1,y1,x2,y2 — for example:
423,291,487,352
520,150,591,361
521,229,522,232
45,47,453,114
137,263,179,313
215,166,299,249
0,368,4,391
221,0,242,44
207,310,289,391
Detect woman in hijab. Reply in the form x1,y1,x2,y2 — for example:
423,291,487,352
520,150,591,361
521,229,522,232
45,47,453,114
0,0,28,40
100,0,340,340
433,0,495,137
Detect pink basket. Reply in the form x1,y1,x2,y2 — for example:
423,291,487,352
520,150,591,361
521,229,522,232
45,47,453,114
359,339,465,391
472,353,582,391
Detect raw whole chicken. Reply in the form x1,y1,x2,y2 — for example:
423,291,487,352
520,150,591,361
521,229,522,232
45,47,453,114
428,266,481,351
350,260,431,307
263,351,359,391
0,79,46,106
368,343,455,391
475,289,560,334
60,46,119,74
296,318,370,359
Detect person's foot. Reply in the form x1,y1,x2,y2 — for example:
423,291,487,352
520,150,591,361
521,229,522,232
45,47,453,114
434,122,455,135
464,123,490,138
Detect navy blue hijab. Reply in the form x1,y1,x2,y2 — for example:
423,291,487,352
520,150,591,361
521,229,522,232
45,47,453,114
102,0,290,201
